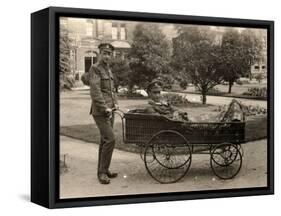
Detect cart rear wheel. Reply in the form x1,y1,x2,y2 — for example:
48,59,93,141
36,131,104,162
210,143,242,179
144,130,192,184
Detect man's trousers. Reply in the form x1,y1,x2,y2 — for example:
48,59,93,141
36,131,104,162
93,114,115,175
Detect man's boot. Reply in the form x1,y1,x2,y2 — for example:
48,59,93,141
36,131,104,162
107,171,118,178
98,173,110,184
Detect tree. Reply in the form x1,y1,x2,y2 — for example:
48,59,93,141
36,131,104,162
128,23,172,90
220,29,247,93
255,73,264,84
59,28,75,90
110,57,132,92
240,29,264,80
172,26,224,104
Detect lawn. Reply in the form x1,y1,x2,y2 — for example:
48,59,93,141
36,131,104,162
60,91,267,153
60,115,267,153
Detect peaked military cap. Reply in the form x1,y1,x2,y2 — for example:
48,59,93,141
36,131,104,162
98,43,114,53
146,80,163,93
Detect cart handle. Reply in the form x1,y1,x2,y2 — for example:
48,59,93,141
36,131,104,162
113,108,126,142
112,108,125,119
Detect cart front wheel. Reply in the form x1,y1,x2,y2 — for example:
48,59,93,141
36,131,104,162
144,130,192,184
210,143,242,179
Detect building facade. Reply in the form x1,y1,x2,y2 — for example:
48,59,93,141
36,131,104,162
60,18,267,84
250,29,267,79
60,17,135,79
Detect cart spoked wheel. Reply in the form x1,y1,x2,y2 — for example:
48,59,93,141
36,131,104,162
211,143,240,166
210,143,242,179
237,144,244,158
144,130,192,184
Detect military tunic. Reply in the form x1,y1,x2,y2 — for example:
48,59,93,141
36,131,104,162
144,100,190,122
89,61,118,116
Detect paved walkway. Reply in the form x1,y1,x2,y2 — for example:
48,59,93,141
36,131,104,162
60,136,267,199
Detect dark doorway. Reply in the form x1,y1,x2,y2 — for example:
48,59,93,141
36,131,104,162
84,56,92,73
84,52,98,73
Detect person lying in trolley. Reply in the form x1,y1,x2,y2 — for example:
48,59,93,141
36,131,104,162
130,79,245,123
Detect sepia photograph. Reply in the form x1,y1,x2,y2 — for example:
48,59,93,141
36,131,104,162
59,16,268,199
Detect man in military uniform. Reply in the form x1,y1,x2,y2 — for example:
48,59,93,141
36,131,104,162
88,43,118,184
144,81,244,123
143,80,190,121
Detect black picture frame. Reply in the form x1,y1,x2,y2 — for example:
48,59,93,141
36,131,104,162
31,6,274,209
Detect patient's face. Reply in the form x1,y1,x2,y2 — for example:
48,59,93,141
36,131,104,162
149,90,161,102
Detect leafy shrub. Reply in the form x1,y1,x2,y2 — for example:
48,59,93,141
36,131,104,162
242,87,267,98
243,104,267,116
207,87,222,95
118,91,146,98
195,86,222,95
179,80,188,89
236,78,250,85
81,72,89,86
60,74,76,90
235,79,243,85
214,102,267,117
161,93,190,106
255,73,264,83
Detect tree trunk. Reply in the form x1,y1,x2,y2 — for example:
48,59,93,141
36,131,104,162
249,62,252,80
201,91,207,105
228,81,233,93
200,85,208,104
128,84,134,95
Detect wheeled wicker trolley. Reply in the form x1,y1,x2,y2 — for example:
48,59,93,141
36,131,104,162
115,110,245,184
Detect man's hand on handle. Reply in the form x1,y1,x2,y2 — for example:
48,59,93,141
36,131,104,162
105,105,120,119
105,108,113,119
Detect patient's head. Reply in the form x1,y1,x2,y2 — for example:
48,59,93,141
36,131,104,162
146,80,163,102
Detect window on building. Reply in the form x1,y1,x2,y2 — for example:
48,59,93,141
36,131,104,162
262,65,266,69
112,22,118,40
120,23,126,40
254,66,259,70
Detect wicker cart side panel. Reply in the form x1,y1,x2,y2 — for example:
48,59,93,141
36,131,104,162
125,117,181,144
124,114,245,144
181,123,245,144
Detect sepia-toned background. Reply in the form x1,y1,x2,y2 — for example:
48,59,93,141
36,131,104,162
59,17,268,198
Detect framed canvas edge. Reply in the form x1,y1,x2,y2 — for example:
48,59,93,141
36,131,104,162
31,8,52,208
39,6,274,209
